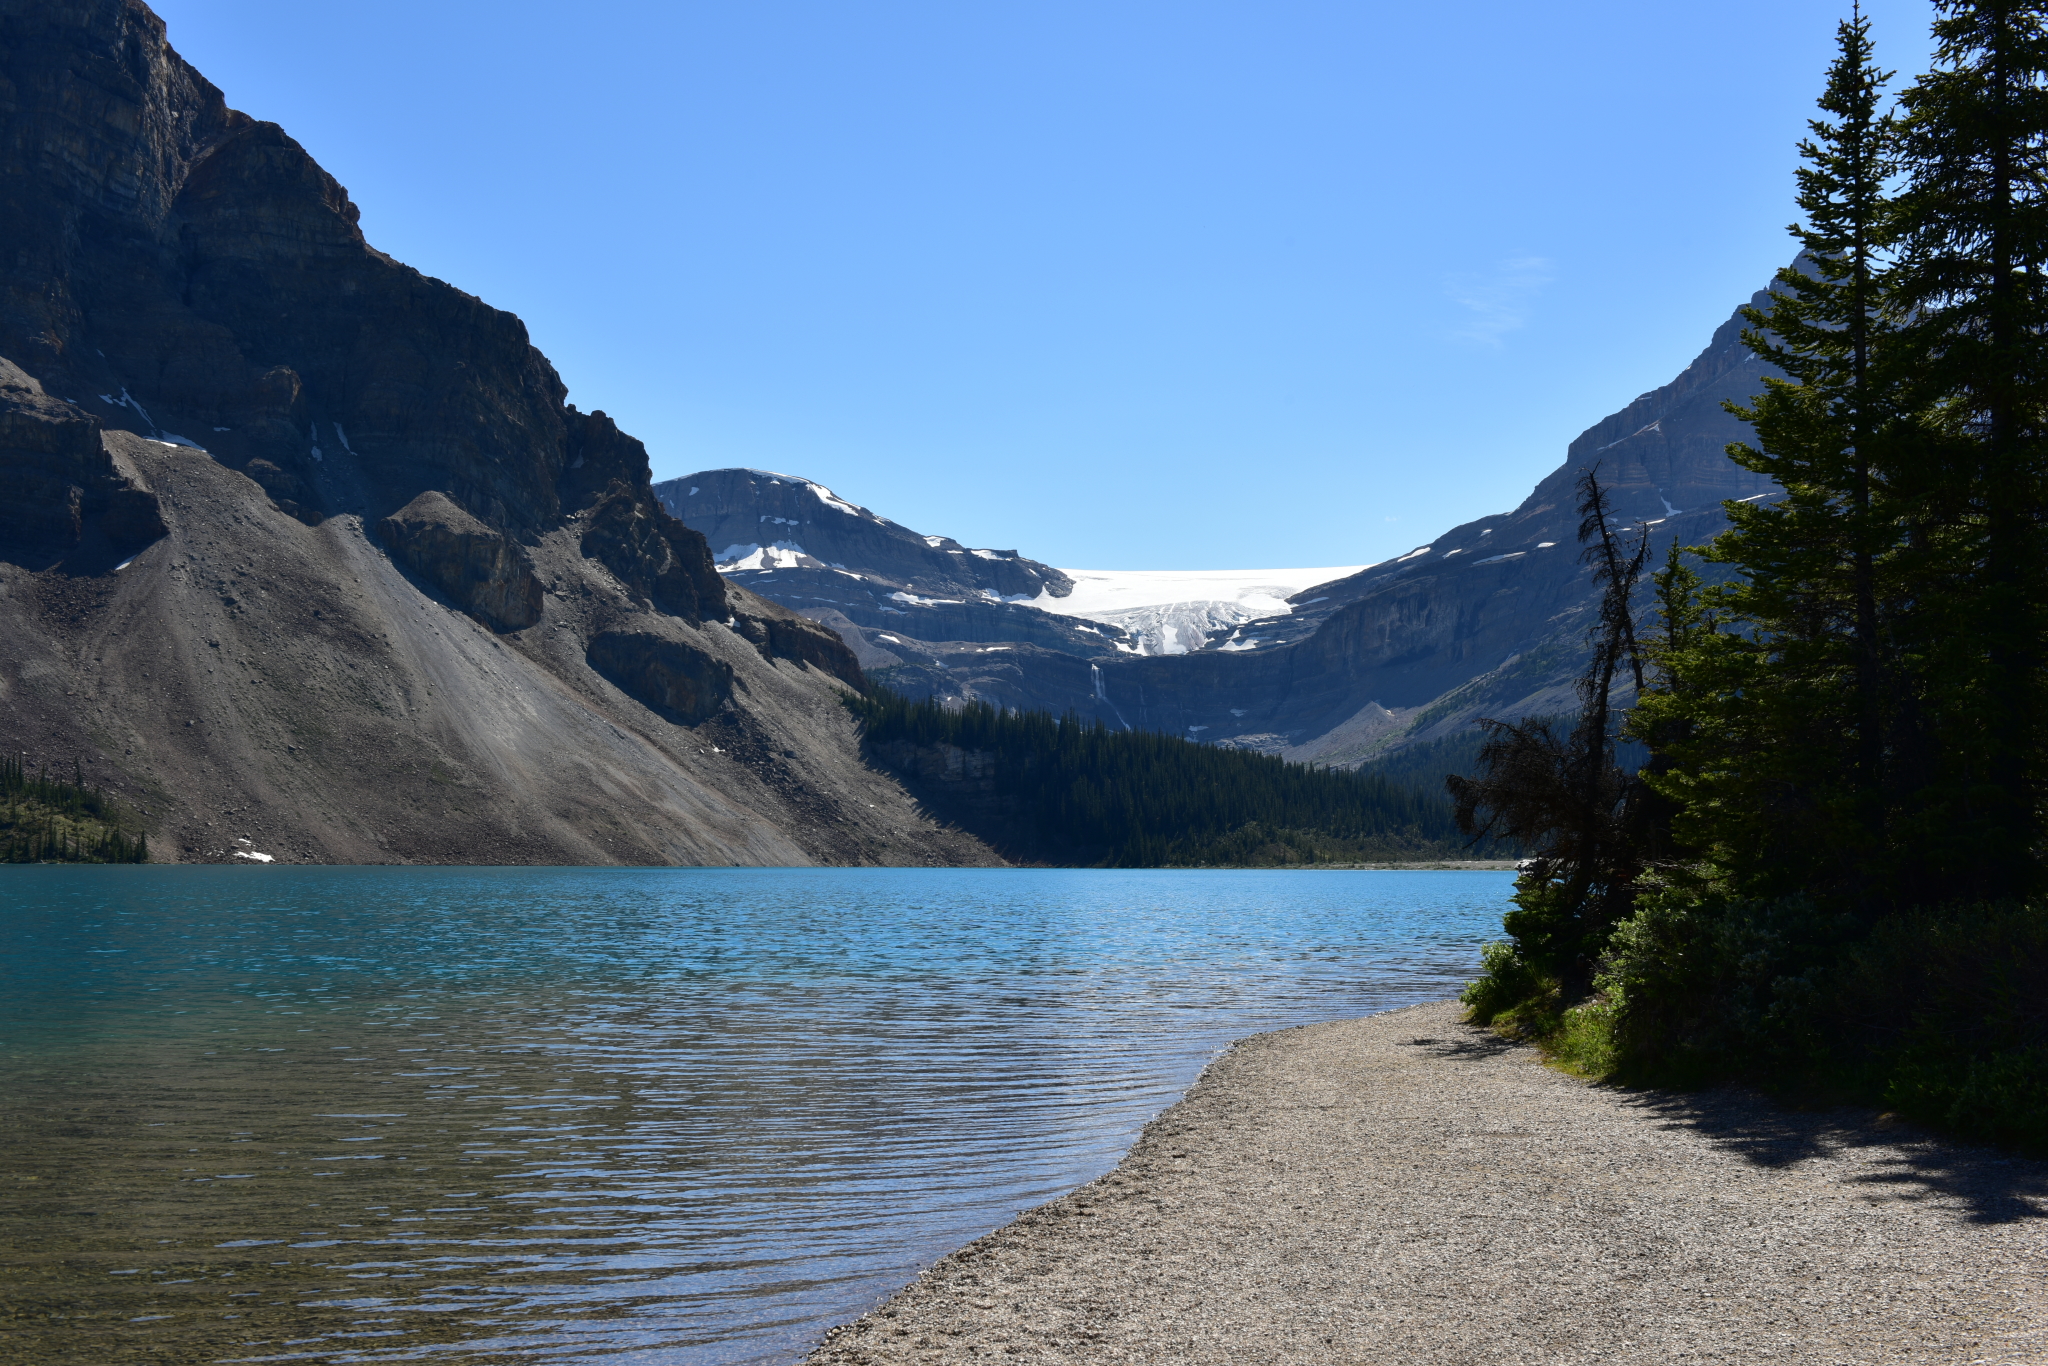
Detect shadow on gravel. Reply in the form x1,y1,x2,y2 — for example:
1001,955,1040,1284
1405,1028,1520,1061
1617,1089,2048,1225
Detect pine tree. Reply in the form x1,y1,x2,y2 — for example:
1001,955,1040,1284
1639,11,1911,906
1889,0,2048,900
843,685,1468,866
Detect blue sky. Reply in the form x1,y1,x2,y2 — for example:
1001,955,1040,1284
151,0,1938,570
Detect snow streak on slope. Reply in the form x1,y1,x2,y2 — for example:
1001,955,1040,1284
1048,566,1369,655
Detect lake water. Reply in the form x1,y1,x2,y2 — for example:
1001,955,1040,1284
0,866,1511,1365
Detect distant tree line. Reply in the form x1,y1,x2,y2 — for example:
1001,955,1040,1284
847,688,1484,867
2,754,149,863
1451,2,2048,1152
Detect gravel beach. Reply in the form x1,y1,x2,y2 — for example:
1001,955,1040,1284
807,1000,2048,1365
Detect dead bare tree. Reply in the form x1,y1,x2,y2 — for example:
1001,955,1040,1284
1446,466,1650,996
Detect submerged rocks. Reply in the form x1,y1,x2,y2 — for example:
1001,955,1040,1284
586,629,733,725
378,490,543,633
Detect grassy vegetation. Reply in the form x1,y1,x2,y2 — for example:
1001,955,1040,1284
1,754,149,863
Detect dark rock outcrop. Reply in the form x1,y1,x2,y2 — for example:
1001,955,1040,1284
0,356,164,564
378,491,544,633
587,629,733,725
726,584,867,688
579,480,726,622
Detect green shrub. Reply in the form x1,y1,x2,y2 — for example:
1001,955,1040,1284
1461,940,1551,1027
1462,879,2048,1154
1828,902,2048,1152
1886,1047,2048,1152
1596,889,1831,1085
1546,999,1620,1078
1579,891,2048,1151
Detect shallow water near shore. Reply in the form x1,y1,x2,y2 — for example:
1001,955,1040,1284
1,865,1510,1365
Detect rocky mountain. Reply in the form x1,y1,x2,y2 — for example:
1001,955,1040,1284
708,284,1781,766
0,0,1000,866
654,468,1133,664
1097,286,1781,765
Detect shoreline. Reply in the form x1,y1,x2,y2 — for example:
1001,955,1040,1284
807,1000,2048,1364
1234,859,1518,871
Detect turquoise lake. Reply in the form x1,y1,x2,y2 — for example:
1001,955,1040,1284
0,866,1512,1364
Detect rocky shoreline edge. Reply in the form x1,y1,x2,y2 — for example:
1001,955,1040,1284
806,999,2048,1365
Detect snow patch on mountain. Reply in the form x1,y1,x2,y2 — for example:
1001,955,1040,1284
1047,565,1368,655
1052,566,1367,617
1102,601,1261,654
807,481,865,517
717,541,811,570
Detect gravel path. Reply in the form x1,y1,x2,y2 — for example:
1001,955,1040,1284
806,1000,2048,1365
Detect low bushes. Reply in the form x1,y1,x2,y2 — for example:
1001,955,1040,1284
1465,892,2048,1153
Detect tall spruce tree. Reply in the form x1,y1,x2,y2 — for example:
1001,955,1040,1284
1632,11,1908,906
1890,0,2048,900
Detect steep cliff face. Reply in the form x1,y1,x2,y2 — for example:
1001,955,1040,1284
0,0,995,865
0,1,717,560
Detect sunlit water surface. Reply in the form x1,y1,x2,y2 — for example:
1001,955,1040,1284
0,866,1510,1365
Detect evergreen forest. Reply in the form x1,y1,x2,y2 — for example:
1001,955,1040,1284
1,754,149,863
847,688,1483,867
1452,0,2048,1152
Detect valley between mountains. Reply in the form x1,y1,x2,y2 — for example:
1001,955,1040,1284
653,282,1777,769
1,0,1774,865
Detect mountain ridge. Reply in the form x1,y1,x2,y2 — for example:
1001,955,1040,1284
0,0,1786,865
663,282,1781,769
653,467,1131,662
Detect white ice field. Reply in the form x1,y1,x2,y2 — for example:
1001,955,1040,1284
1046,565,1369,656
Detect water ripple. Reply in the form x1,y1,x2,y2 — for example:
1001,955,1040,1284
0,865,1509,1364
